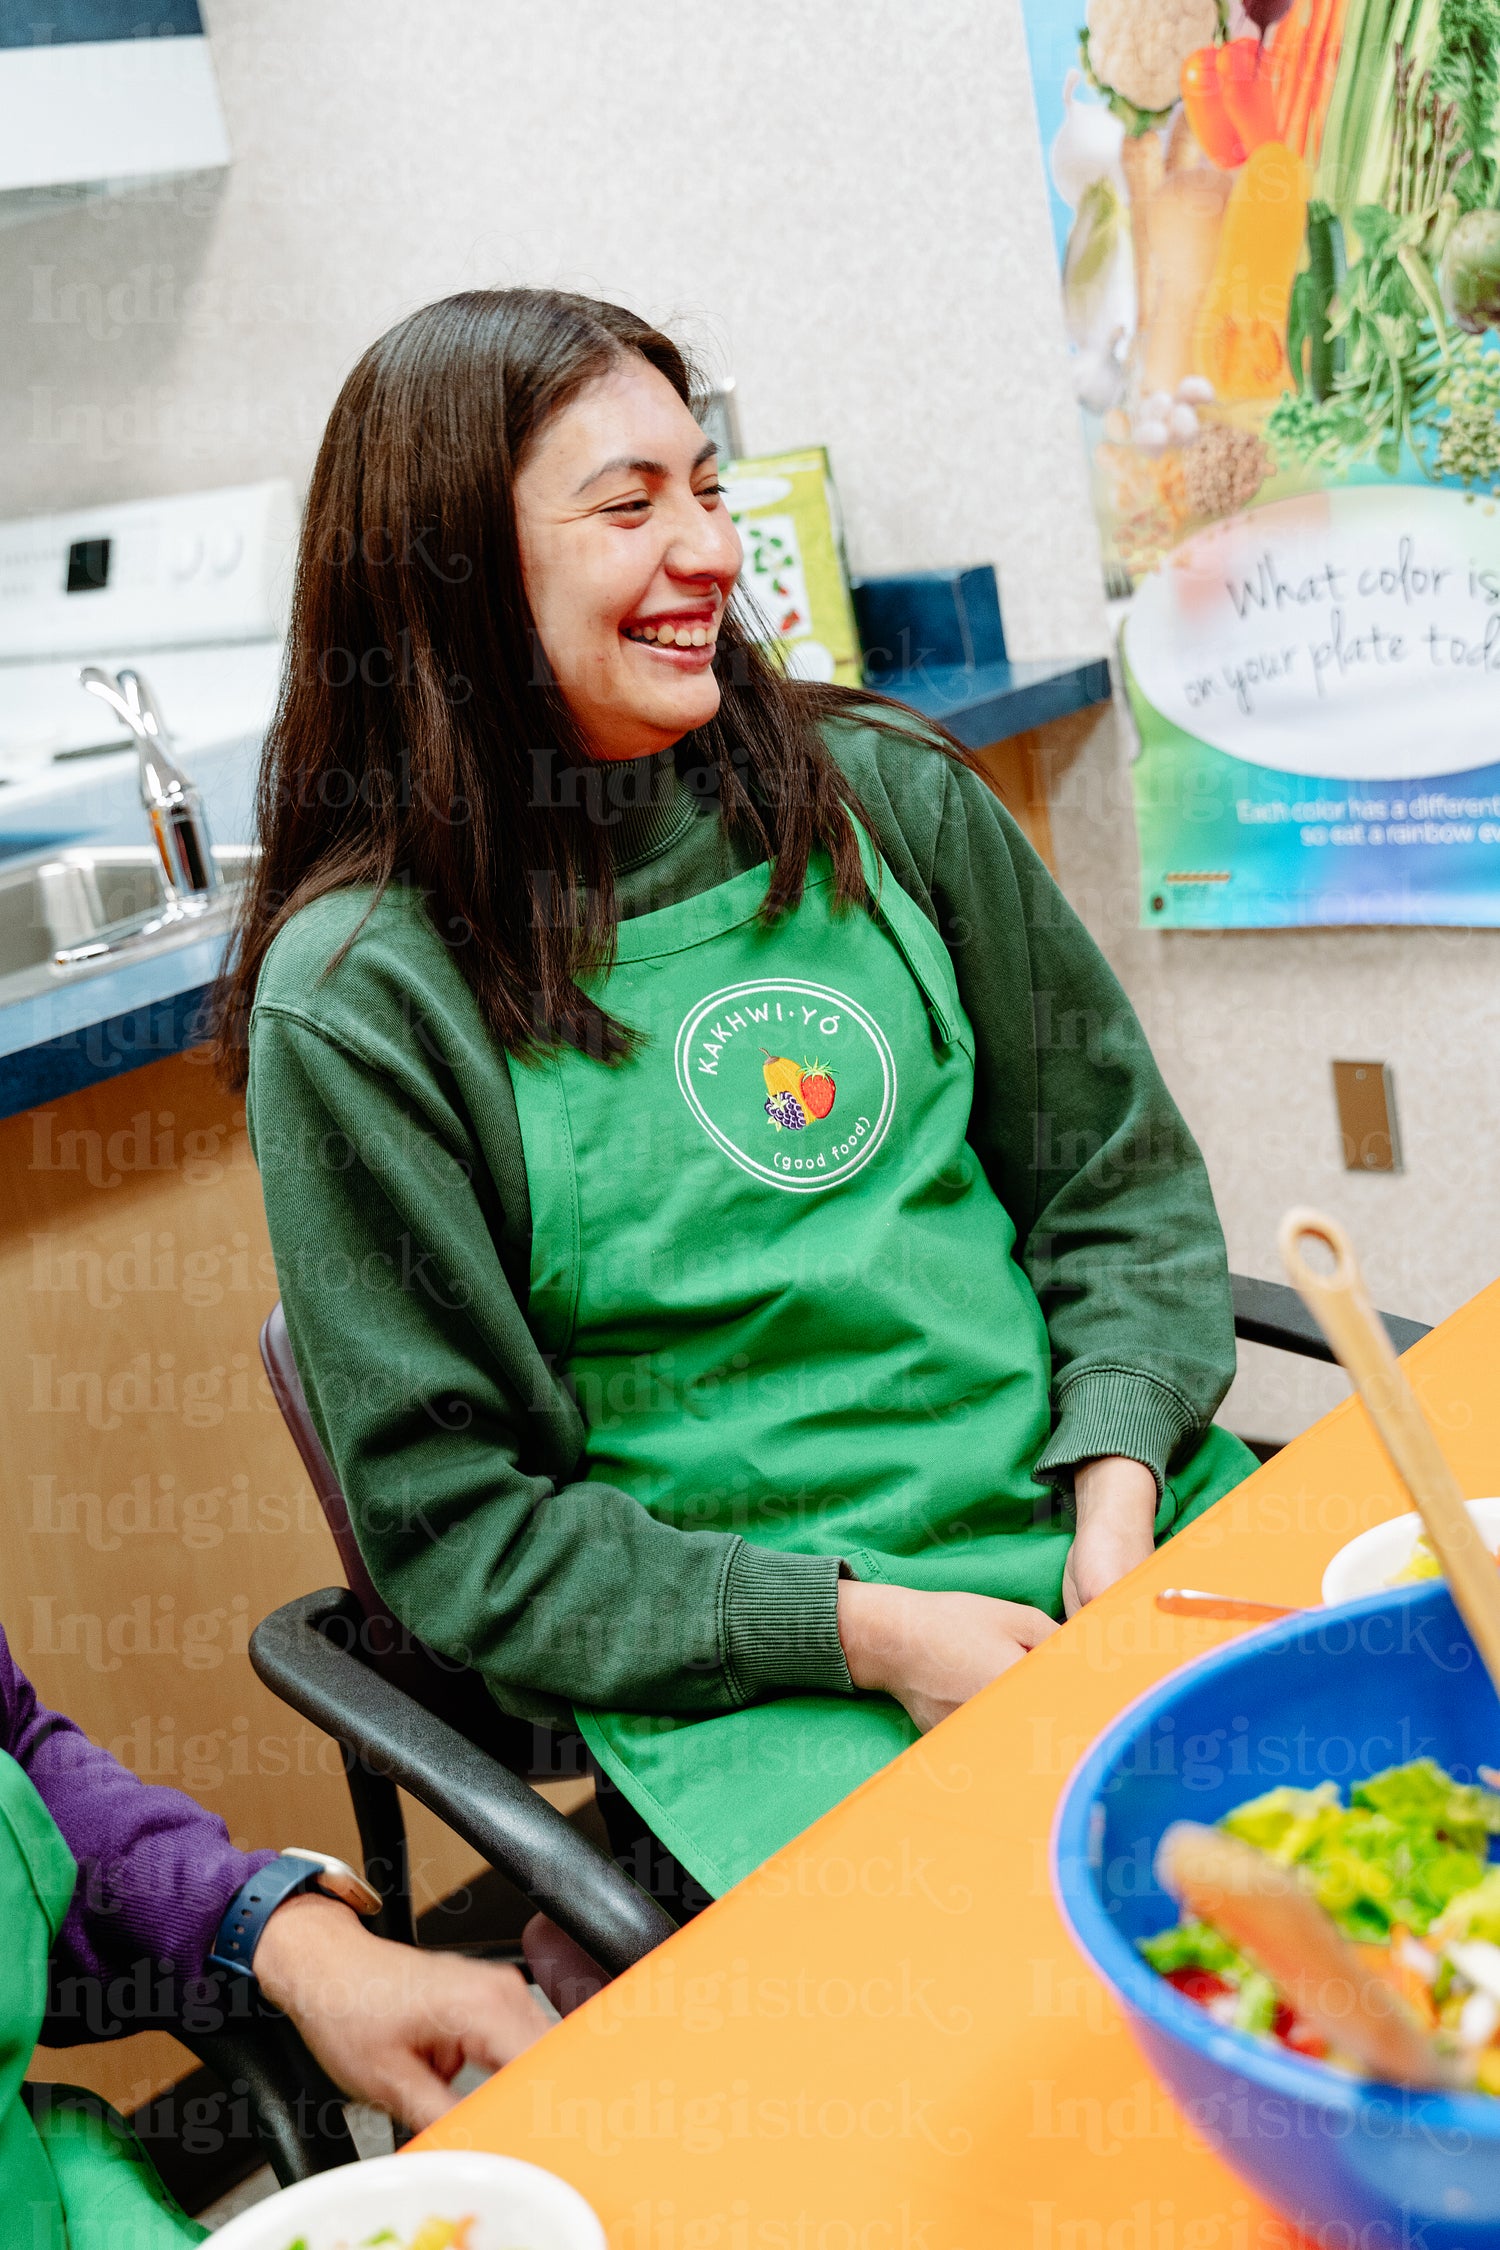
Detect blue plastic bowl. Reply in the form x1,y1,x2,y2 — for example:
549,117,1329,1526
1054,1582,1500,2248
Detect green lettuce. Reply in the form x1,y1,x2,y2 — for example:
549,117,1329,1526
1233,1971,1280,2036
1352,1759,1500,1853
1431,0,1500,212
1219,1760,1496,1940
1139,1919,1252,1981
1139,1920,1281,2035
1142,1762,1500,1966
1433,1866,1500,1945
1223,1783,1340,1863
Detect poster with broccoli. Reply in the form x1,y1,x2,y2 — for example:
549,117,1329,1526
1021,0,1500,927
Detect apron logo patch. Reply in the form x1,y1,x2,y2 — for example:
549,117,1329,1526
675,979,896,1193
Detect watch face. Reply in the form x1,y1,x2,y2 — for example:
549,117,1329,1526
319,1864,384,1915
282,1849,382,1917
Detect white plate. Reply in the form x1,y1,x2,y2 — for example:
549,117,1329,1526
1321,1497,1500,1606
203,2150,606,2250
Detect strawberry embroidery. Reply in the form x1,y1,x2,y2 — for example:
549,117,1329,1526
799,1061,836,1120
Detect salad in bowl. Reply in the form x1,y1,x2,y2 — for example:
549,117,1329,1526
1141,1757,1500,2087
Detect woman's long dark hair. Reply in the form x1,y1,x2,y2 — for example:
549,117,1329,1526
215,286,896,1089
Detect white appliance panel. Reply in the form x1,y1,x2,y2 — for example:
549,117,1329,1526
0,482,297,661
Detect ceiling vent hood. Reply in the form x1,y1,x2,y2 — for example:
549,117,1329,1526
0,1,229,209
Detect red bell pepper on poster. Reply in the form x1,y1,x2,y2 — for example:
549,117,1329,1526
1217,37,1281,155
1180,47,1245,169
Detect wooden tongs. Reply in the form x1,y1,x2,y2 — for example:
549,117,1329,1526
1156,1822,1472,2090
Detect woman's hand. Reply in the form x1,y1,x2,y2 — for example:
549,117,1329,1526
253,1891,550,2129
1061,1455,1159,1618
836,1580,1059,1734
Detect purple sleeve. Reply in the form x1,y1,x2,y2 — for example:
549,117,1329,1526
0,1625,275,1993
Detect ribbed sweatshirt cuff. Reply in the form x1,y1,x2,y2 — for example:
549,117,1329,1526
1034,1367,1198,1500
722,1542,853,1703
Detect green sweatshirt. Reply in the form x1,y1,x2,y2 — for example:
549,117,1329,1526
247,717,1235,1725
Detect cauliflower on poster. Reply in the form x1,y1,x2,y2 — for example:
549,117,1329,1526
1082,0,1223,126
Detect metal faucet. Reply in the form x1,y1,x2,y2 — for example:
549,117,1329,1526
79,665,222,904
53,668,225,968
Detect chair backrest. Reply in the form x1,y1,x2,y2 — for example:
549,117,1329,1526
259,1301,508,1744
260,1301,384,1614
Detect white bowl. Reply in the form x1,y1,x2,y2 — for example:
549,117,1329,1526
203,2150,605,2250
1320,1496,1500,1606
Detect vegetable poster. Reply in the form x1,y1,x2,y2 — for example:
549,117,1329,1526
1020,0,1500,926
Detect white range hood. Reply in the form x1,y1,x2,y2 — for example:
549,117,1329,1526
0,1,229,198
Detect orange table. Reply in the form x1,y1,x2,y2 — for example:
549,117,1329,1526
417,1280,1500,2248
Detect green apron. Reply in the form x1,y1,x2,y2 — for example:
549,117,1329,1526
508,831,1251,1896
0,1750,204,2250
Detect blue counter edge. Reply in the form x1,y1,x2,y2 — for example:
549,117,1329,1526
1,981,220,1121
875,652,1112,749
0,653,1111,1120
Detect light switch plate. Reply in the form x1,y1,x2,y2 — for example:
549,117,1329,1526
1332,1060,1402,1173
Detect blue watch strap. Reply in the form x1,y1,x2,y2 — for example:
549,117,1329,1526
209,1855,324,1978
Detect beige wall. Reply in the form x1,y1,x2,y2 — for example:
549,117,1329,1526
3,0,1494,1440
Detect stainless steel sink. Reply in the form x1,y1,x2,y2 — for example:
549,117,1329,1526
0,842,256,1006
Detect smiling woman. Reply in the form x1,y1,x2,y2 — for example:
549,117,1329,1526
217,288,868,1071
515,358,739,761
218,287,1256,1914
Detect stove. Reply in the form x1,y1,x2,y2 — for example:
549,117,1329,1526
0,479,296,798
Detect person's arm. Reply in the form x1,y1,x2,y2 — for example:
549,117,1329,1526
0,1624,278,2009
835,1581,1058,1730
248,1005,853,1720
3,1628,548,2116
847,733,1232,1624
1062,1454,1160,1614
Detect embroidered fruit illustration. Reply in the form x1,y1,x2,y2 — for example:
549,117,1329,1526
760,1048,835,1133
799,1059,836,1120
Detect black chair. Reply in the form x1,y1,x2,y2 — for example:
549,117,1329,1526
37,1971,357,2188
176,2006,357,2186
1230,1271,1429,1363
250,1304,675,2019
250,1277,1431,2013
